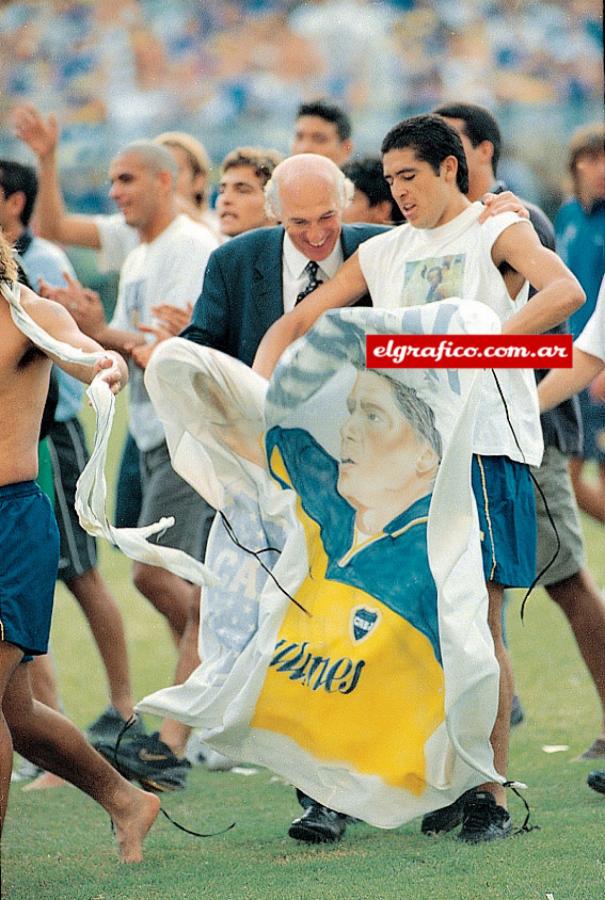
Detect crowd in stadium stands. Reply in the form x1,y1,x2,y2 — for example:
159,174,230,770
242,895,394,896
0,0,602,215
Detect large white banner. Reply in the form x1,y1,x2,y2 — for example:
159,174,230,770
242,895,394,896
138,299,505,828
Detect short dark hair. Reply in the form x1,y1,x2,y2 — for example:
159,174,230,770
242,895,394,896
296,99,352,142
221,146,284,187
568,123,605,174
381,114,469,195
341,157,403,223
433,102,501,174
0,160,38,226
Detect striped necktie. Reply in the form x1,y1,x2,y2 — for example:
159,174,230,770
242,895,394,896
296,260,323,304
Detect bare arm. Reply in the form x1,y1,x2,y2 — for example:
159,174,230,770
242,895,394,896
38,274,145,354
22,287,128,393
253,251,368,378
12,104,102,249
491,222,585,335
538,347,604,412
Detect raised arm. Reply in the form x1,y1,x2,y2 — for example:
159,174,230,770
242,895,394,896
253,252,368,378
492,222,585,335
12,103,103,249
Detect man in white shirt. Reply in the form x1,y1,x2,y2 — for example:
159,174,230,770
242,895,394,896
254,114,585,842
43,140,218,790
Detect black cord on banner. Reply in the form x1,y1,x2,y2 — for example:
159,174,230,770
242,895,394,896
502,781,541,835
490,370,561,622
219,510,311,617
109,717,236,839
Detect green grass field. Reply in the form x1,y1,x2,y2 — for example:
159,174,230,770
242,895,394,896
3,400,604,899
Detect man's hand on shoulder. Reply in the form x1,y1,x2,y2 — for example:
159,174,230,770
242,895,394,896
478,190,530,224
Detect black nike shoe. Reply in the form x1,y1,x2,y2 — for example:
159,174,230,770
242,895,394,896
458,791,512,843
288,804,347,844
96,731,191,792
421,789,476,835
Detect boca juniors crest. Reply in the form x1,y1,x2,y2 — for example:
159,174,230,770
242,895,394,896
138,300,506,828
351,607,380,643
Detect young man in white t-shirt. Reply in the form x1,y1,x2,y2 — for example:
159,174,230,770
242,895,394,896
254,114,585,842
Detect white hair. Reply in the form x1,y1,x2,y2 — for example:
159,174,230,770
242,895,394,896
264,163,355,219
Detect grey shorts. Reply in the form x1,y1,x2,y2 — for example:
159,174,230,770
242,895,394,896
531,446,585,586
47,418,97,583
139,441,215,561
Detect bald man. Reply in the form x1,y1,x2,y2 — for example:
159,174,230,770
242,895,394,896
182,154,386,364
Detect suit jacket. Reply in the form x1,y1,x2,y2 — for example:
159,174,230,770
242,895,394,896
182,223,388,367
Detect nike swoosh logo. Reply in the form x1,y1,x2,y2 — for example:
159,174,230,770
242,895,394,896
139,750,169,763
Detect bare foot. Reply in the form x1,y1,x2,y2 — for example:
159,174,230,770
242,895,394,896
113,787,161,863
23,771,67,791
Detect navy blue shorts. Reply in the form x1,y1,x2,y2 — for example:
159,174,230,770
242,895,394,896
0,481,59,659
471,455,537,588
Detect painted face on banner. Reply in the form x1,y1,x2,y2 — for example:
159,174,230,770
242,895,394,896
337,371,436,514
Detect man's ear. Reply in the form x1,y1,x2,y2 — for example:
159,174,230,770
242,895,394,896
416,445,439,477
340,139,353,163
441,155,458,184
7,190,26,222
158,169,174,193
478,140,495,168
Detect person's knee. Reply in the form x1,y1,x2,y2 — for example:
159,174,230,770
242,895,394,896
66,566,99,599
133,562,157,598
3,685,35,733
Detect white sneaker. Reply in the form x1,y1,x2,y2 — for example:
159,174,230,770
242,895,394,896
184,729,236,771
203,746,236,772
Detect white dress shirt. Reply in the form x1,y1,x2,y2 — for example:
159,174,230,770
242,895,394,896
281,234,344,313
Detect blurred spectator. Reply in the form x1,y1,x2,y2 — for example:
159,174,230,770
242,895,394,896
555,122,605,525
0,1,602,216
291,99,353,166
216,146,283,238
341,157,403,225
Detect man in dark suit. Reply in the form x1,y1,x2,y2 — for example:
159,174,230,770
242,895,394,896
182,153,387,365
182,153,388,845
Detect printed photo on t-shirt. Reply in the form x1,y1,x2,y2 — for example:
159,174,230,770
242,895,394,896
404,254,465,305
123,278,146,329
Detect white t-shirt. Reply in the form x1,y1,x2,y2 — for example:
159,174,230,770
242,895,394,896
576,278,604,363
358,202,543,465
94,209,220,274
111,214,218,451
94,213,139,274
